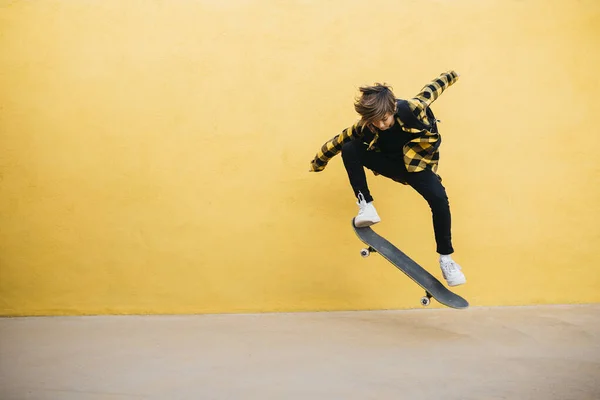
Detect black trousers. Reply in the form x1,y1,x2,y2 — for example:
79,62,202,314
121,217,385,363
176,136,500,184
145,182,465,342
341,139,454,255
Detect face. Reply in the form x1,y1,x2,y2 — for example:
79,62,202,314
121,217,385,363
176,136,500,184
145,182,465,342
371,113,395,131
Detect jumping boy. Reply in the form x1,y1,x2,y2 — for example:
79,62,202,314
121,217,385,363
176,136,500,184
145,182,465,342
308,70,466,286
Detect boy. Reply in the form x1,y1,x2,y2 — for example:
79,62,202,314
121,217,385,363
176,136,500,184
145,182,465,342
308,70,466,286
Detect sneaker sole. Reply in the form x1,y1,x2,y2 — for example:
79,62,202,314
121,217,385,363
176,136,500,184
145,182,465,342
447,279,466,287
354,219,381,228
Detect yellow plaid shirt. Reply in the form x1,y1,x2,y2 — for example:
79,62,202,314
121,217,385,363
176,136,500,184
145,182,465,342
310,70,459,174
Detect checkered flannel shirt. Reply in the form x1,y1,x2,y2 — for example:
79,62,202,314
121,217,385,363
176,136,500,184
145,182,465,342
310,70,459,174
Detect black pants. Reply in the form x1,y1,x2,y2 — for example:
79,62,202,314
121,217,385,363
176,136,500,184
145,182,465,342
341,139,454,255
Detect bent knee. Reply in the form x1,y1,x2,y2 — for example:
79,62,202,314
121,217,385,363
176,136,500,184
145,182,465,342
341,140,356,154
427,191,449,208
341,140,363,159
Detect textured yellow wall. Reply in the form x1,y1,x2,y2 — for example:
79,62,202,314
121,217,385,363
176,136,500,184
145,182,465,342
1,0,599,315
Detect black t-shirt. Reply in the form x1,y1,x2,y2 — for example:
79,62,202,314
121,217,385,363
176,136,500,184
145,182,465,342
376,121,412,154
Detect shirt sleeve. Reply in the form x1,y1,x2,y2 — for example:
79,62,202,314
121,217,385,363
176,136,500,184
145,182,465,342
411,70,460,109
310,122,364,171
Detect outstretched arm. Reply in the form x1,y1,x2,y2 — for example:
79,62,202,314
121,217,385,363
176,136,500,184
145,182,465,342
309,122,364,172
412,70,460,108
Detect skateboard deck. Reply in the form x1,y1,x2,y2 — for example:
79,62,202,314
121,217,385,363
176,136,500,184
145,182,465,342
352,218,469,309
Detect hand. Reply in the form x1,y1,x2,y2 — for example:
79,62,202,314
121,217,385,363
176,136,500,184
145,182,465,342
309,159,326,172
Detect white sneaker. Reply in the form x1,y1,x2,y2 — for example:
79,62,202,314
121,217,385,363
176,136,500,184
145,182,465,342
354,192,381,228
439,255,466,287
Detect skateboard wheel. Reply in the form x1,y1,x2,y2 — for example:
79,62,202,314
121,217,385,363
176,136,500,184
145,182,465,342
360,248,370,258
420,296,431,306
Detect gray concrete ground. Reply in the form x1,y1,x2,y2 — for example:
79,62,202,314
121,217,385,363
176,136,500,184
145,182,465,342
1,304,599,400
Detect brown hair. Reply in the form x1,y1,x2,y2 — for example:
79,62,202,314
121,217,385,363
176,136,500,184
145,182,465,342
354,83,396,127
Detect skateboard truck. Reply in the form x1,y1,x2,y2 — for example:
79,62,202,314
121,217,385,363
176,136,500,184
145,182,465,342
420,292,433,307
360,246,376,258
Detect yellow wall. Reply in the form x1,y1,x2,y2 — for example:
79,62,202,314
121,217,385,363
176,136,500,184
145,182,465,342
1,0,599,316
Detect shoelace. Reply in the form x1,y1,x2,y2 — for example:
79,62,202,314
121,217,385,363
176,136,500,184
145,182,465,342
356,192,367,215
357,192,366,204
442,260,459,273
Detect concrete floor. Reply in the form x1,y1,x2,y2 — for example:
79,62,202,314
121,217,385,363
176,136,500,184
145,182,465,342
1,305,599,400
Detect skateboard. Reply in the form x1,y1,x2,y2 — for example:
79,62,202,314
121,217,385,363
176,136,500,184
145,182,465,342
352,218,469,309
